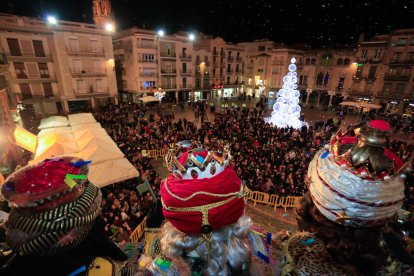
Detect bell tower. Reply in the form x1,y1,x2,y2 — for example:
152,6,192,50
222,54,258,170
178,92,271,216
92,0,113,28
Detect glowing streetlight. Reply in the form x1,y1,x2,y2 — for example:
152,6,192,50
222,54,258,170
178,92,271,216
157,30,165,37
105,22,114,32
189,33,195,41
47,16,58,25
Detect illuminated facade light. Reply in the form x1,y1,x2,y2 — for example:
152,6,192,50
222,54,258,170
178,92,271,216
105,22,114,32
189,33,195,41
158,30,165,37
47,16,58,25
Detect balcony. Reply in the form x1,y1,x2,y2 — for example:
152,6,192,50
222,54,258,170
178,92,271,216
220,52,225,57
247,63,254,68
74,87,109,96
384,74,410,81
227,57,234,62
213,51,218,56
226,69,233,74
70,68,107,77
368,58,382,64
313,84,329,90
180,70,192,76
137,43,156,49
66,46,105,57
212,61,219,67
11,72,57,83
236,57,243,63
138,59,157,63
139,72,158,77
161,84,177,90
179,54,192,61
160,69,177,75
18,91,60,101
5,51,52,62
160,52,176,59
180,84,192,89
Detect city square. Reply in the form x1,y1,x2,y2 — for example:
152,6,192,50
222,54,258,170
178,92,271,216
0,0,414,275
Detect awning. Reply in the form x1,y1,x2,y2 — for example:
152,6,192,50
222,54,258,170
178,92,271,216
138,96,160,103
88,158,139,188
38,116,69,130
68,113,97,125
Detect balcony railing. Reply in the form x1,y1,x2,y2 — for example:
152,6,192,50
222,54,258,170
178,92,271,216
138,59,157,63
137,44,156,49
220,52,225,57
180,84,192,89
180,70,192,76
384,74,410,81
212,61,218,67
66,46,105,56
247,63,254,68
160,52,176,58
74,87,109,95
70,68,107,77
160,69,177,74
226,69,233,74
235,69,242,74
213,51,218,56
5,51,52,61
236,57,242,63
227,57,234,62
139,72,158,77
12,72,56,80
161,84,177,90
179,54,192,61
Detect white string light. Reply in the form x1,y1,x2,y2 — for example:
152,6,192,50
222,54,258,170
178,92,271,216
266,57,307,129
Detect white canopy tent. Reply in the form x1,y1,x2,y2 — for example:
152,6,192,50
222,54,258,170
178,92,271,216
28,113,139,187
138,96,160,103
88,158,139,188
68,113,97,125
38,116,69,130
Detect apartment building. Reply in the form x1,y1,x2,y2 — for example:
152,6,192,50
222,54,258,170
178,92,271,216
0,13,117,116
193,36,245,99
113,28,194,103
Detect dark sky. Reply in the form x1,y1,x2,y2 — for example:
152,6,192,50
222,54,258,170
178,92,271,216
1,0,414,47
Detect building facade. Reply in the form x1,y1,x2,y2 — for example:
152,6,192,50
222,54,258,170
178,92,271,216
113,28,194,103
0,13,117,116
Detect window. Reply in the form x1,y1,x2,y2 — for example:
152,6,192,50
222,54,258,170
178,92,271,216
142,53,155,62
336,58,343,65
69,38,79,52
182,63,187,73
77,79,85,94
196,79,201,88
382,83,392,95
258,58,265,65
95,79,104,92
228,51,232,58
311,58,316,65
236,64,239,72
337,77,345,90
33,40,45,57
144,81,155,89
343,58,350,65
196,55,200,64
227,64,231,72
90,39,99,52
42,83,53,97
204,56,208,63
388,67,397,75
305,58,310,65
213,47,217,54
320,54,333,65
396,38,407,46
220,48,224,55
368,66,377,79
14,62,27,79
374,49,382,59
38,63,49,78
316,72,324,85
392,52,402,62
257,69,264,73
7,38,21,56
361,50,367,59
258,46,265,51
183,78,187,88
407,52,414,61
19,84,32,99
323,73,329,85
236,52,240,57
411,38,414,45
355,66,363,79
396,83,406,96
227,76,230,84
182,47,187,57
401,68,410,76
73,59,82,73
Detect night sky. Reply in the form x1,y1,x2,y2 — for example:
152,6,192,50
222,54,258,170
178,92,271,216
1,0,414,47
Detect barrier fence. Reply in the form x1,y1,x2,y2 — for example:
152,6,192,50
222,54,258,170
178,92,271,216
141,148,170,159
129,216,148,242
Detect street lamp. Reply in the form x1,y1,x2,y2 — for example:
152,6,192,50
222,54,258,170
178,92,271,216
189,33,195,41
157,30,165,37
105,22,114,32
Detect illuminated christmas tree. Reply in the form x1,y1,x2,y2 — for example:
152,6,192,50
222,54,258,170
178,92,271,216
267,57,306,129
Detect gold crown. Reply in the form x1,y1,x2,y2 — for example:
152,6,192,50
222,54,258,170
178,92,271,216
165,142,231,179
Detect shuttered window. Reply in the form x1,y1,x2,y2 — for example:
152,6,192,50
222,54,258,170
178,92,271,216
7,38,21,56
33,40,46,57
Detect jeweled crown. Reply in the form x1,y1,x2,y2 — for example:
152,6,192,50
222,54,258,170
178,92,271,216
165,142,231,180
